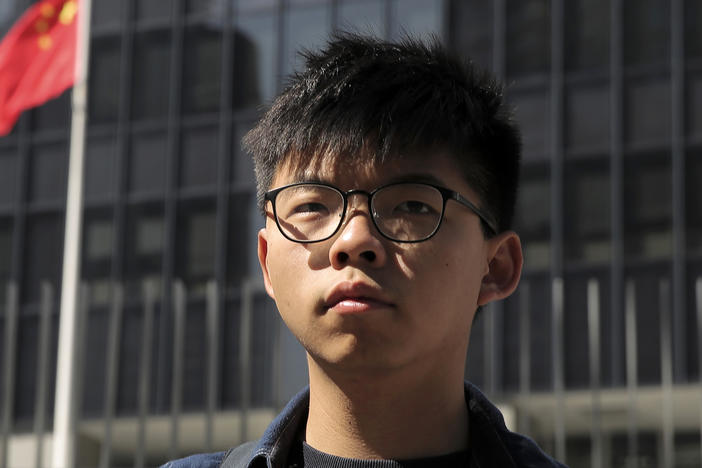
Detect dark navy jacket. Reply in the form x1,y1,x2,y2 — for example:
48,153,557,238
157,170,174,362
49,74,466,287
162,382,567,468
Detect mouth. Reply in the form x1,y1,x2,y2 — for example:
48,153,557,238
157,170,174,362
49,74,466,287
323,281,395,315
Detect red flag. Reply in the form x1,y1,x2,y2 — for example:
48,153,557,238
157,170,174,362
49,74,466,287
0,0,79,136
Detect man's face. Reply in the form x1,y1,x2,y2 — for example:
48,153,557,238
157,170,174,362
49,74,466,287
258,152,516,375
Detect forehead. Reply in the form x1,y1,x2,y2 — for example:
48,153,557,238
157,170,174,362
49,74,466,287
271,150,469,191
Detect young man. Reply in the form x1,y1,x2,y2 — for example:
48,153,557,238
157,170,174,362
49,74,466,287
165,34,566,467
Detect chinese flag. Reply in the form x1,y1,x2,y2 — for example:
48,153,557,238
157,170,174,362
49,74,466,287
0,0,79,136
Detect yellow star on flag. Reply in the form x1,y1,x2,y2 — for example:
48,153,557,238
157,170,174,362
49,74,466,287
59,1,78,25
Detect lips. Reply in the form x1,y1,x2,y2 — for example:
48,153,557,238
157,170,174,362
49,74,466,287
323,281,395,314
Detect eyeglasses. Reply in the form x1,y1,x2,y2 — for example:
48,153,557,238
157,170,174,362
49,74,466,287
264,181,497,243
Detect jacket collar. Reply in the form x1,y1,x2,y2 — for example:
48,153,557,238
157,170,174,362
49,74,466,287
229,382,563,468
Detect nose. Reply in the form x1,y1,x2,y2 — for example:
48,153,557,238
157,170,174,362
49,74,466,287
328,195,387,269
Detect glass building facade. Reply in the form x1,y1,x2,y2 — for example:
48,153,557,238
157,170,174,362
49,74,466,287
0,0,701,467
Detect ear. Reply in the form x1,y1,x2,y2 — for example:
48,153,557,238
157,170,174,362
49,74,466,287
257,228,276,301
477,231,523,306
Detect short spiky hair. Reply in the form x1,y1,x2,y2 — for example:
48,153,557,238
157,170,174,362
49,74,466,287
243,33,521,234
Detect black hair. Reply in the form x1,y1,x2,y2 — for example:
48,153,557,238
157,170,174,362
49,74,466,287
243,32,521,234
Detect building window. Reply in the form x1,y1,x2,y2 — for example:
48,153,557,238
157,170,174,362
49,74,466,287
31,90,71,132
511,90,551,160
625,77,671,146
85,135,117,201
22,214,64,304
285,2,331,75
82,209,114,305
391,0,443,40
0,148,18,206
175,200,216,292
685,0,702,60
506,0,550,78
29,142,68,203
235,8,278,105
231,120,256,186
565,84,610,152
125,203,164,295
132,31,172,120
0,219,13,299
92,0,126,28
686,73,702,139
564,160,611,264
448,0,493,70
182,26,222,115
564,0,609,72
623,0,670,67
686,151,702,254
129,131,168,195
624,153,672,260
515,165,551,271
338,0,385,38
227,193,253,289
179,125,219,189
135,0,173,22
89,37,121,124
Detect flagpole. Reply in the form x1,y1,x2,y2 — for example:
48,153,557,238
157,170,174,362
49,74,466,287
52,0,92,467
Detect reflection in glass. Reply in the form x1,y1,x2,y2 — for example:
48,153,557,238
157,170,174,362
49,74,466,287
183,27,222,114
624,154,672,259
686,0,702,59
180,126,219,188
124,204,164,301
30,143,68,203
625,79,671,145
129,132,167,194
22,214,63,303
176,201,216,290
31,91,70,131
89,38,121,123
135,0,173,22
227,193,252,289
511,91,550,160
0,0,18,33
506,0,550,77
686,75,702,138
0,148,18,205
565,85,609,151
85,218,113,261
623,0,670,67
515,166,550,270
232,120,256,185
285,5,331,75
339,0,384,37
236,13,277,104
0,220,12,285
564,0,609,71
685,152,702,253
448,0,492,71
132,32,171,120
92,0,126,27
392,0,442,39
85,136,117,200
565,162,610,263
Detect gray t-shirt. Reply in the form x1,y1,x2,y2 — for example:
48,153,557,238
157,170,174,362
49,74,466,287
286,440,472,468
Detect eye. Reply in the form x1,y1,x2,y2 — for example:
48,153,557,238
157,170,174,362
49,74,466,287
293,202,329,215
395,200,433,214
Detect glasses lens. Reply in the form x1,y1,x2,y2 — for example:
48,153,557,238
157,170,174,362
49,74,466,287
372,184,443,241
274,184,344,241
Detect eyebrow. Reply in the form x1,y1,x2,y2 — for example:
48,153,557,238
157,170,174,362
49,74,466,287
290,172,451,188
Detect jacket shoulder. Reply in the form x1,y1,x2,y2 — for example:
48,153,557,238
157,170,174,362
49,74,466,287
160,451,227,468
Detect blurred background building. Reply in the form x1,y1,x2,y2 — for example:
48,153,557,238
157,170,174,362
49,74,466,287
0,0,701,467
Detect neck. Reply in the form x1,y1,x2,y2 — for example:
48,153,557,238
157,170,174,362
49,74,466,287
304,357,469,460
